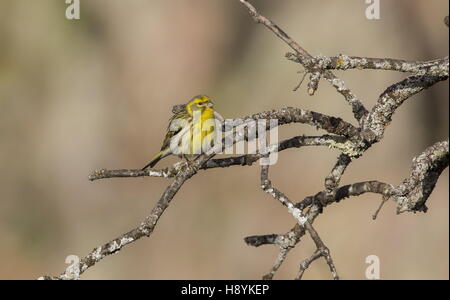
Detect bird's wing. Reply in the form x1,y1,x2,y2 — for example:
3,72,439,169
172,104,187,114
160,111,191,151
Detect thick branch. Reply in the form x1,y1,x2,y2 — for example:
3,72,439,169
245,107,359,137
395,140,449,213
363,74,448,142
324,154,352,192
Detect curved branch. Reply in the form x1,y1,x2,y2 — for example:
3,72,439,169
395,140,449,213
363,74,448,142
244,107,359,137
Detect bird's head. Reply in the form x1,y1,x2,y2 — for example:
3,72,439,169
186,95,214,114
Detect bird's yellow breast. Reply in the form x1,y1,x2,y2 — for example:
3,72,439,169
190,107,216,154
173,107,216,156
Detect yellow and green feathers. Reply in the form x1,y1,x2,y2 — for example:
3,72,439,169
142,95,217,170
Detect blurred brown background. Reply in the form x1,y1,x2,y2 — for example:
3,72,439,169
0,0,448,280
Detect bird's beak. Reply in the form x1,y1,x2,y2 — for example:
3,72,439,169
206,102,214,108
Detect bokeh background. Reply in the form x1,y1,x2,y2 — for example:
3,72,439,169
0,0,448,280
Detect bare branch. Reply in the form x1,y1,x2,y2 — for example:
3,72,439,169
244,234,280,247
259,164,338,279
246,107,359,137
324,154,352,192
363,74,448,142
296,250,321,280
262,248,291,280
303,221,339,280
287,53,449,76
395,140,449,213
88,162,186,181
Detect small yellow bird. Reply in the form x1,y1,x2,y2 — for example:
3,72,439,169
142,95,216,170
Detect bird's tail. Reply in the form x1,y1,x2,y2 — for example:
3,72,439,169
142,151,164,170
